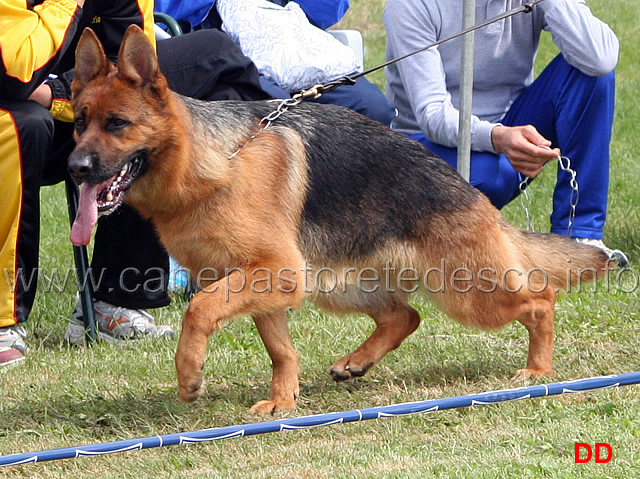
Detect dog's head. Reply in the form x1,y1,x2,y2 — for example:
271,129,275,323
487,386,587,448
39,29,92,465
69,25,169,245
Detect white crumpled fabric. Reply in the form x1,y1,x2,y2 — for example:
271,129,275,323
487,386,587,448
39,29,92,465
217,0,362,93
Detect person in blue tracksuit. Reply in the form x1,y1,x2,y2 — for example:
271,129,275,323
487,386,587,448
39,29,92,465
384,0,627,265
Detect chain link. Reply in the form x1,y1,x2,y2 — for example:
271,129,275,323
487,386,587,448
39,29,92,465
517,145,579,235
518,175,534,232
557,154,580,236
227,83,331,160
228,96,306,160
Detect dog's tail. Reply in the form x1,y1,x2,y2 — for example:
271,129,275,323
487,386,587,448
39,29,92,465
509,224,613,290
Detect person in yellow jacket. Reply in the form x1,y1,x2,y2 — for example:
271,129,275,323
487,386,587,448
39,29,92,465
0,0,270,365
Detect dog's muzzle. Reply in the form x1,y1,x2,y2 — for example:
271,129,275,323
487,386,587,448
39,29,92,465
68,151,99,183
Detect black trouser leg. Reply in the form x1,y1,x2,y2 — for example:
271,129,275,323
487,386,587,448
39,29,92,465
0,100,55,324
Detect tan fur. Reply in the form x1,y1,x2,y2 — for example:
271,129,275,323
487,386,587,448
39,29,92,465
70,26,611,414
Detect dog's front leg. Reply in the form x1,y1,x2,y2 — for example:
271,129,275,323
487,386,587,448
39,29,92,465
175,264,303,412
249,311,300,414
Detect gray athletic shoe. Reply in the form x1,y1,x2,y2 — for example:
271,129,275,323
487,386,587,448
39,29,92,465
64,300,176,345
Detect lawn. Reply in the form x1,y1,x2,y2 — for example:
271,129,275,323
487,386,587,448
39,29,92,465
2,1,639,477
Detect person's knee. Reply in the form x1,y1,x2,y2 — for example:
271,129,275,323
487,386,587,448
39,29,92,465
591,68,615,96
554,54,615,94
6,101,58,185
12,101,55,145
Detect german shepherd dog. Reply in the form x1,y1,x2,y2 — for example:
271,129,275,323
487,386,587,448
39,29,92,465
68,26,611,414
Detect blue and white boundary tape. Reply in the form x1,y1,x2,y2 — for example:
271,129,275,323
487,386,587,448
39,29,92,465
2,371,640,468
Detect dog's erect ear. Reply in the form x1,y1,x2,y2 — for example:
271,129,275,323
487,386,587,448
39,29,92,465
117,24,160,87
73,28,110,93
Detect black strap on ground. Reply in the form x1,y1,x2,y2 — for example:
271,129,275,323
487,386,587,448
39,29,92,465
297,0,546,99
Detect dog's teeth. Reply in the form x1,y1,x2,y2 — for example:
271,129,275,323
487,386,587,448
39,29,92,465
106,191,113,202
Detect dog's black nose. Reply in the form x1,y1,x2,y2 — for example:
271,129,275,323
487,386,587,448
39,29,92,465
68,152,96,180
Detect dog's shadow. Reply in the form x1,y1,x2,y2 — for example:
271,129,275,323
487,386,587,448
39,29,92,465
3,355,520,442
7,317,523,439
207,356,521,412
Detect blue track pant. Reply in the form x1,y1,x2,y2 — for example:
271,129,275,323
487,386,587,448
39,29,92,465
410,54,615,240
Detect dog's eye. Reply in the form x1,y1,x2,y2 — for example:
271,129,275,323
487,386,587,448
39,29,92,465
107,117,131,132
74,117,86,134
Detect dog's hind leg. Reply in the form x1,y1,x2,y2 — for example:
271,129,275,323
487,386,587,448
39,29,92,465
329,303,421,382
482,285,557,380
441,281,557,381
249,310,300,414
175,264,303,412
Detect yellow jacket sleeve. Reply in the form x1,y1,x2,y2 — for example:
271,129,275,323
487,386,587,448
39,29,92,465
0,0,81,83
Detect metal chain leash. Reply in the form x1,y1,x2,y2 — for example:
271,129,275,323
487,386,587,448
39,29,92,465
227,1,545,160
518,145,580,235
518,175,535,232
228,86,327,160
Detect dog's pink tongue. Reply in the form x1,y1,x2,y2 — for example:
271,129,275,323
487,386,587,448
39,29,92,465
70,183,100,246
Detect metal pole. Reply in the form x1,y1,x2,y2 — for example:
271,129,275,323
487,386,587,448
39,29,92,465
457,0,476,182
65,180,97,344
2,371,639,467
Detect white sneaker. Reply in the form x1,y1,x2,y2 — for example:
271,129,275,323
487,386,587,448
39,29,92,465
0,325,27,367
576,238,629,267
64,300,176,345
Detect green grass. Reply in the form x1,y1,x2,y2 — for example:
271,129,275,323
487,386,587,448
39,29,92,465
3,1,640,477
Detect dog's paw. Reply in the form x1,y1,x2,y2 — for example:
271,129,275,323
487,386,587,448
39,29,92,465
329,357,373,382
249,398,296,415
178,378,205,403
512,367,552,382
